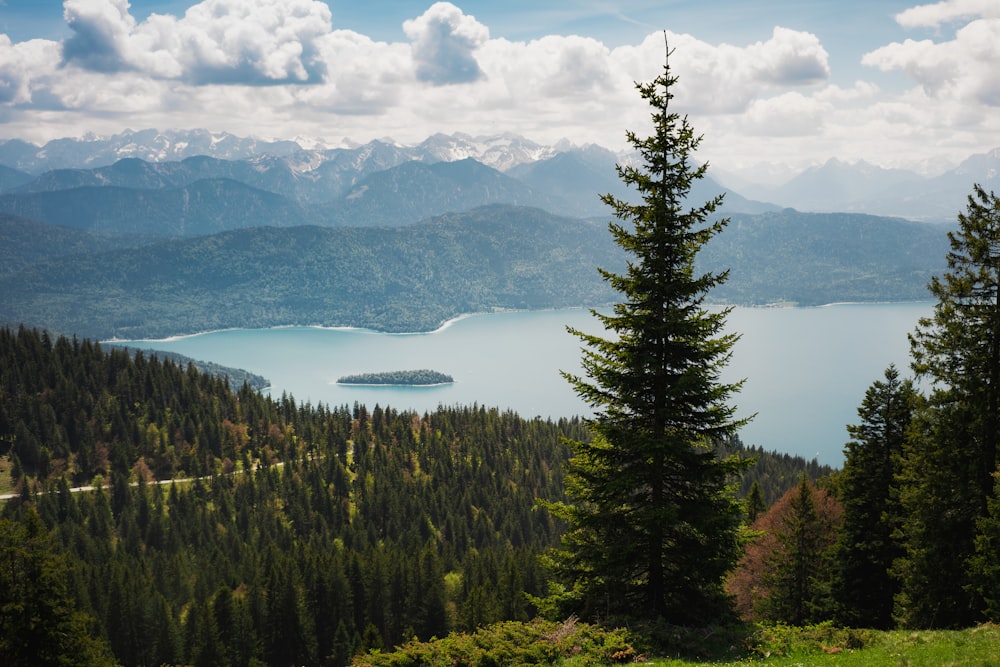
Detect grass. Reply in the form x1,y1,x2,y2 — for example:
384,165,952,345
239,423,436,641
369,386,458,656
0,455,14,496
349,620,1000,667
639,623,1000,667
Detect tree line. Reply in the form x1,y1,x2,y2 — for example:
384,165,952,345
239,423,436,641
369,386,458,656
726,185,1000,630
0,323,822,666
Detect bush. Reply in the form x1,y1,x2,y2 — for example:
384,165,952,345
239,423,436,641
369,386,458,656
349,618,639,667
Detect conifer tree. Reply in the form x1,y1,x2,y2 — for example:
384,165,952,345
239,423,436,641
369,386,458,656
969,471,1000,620
548,40,750,624
899,184,1000,627
745,480,767,524
758,476,841,625
834,365,918,628
0,510,115,666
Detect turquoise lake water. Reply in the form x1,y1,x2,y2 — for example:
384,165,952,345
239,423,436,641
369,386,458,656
112,302,932,467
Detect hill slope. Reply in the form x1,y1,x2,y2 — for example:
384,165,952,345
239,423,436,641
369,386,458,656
0,206,949,341
0,205,620,339
0,179,308,235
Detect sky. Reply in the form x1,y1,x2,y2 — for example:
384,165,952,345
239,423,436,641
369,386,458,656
1,0,999,179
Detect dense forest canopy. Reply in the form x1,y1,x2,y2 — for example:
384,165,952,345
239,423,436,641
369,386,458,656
0,325,823,666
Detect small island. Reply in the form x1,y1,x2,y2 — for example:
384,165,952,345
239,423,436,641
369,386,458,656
336,369,454,386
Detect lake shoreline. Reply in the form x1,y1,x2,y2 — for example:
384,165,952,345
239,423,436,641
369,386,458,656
106,303,934,468
103,300,933,344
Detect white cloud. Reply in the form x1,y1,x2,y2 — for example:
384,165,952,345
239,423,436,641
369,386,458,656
606,27,829,116
61,0,136,72
741,91,828,137
300,31,410,114
0,36,62,104
403,2,488,85
2,1,1000,173
485,35,614,101
61,0,334,84
863,16,1000,106
895,0,1000,29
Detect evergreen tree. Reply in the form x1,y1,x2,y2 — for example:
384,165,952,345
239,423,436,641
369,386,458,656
745,480,767,524
834,365,918,628
969,471,1000,620
899,184,1000,627
548,41,750,624
0,510,115,667
757,476,841,625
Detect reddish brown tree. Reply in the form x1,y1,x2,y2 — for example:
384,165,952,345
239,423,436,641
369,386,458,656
728,477,843,623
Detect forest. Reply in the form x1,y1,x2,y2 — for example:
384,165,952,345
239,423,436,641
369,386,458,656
0,325,823,666
0,206,947,341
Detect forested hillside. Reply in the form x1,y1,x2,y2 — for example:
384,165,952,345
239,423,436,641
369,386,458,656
0,214,158,276
0,205,948,341
0,206,621,340
0,326,826,666
704,210,949,305
0,179,308,236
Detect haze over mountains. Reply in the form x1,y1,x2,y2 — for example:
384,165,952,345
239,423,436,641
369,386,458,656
0,127,986,340
2,129,998,220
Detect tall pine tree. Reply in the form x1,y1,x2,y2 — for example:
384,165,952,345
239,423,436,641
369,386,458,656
899,184,1000,627
834,365,918,628
547,40,750,624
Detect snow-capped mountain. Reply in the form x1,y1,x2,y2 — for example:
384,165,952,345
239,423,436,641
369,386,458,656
0,129,305,173
2,128,999,221
0,129,570,175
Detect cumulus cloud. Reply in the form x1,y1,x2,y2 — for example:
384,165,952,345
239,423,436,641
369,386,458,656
609,27,829,115
895,0,1000,29
749,27,830,85
741,91,828,137
61,0,135,73
403,2,488,85
0,36,62,104
863,12,1000,106
300,31,410,114
61,0,334,85
484,34,613,101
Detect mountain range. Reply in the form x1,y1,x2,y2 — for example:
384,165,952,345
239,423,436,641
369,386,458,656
2,128,998,219
0,139,775,232
0,127,966,341
0,204,950,341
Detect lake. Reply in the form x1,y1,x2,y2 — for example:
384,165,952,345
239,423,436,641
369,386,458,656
112,302,932,468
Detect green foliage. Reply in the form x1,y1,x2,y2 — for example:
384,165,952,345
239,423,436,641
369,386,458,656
833,365,919,628
337,370,454,385
728,478,842,625
2,204,949,342
550,46,750,624
0,205,621,339
896,183,1000,627
701,210,950,306
740,623,999,667
349,618,640,667
744,480,767,524
351,620,1000,667
746,621,871,660
0,509,115,666
969,472,1000,619
757,477,842,625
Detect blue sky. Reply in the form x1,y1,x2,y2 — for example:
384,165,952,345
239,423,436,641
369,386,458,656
1,0,998,178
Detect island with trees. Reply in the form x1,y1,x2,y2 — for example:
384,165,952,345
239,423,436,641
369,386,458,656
336,369,454,386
